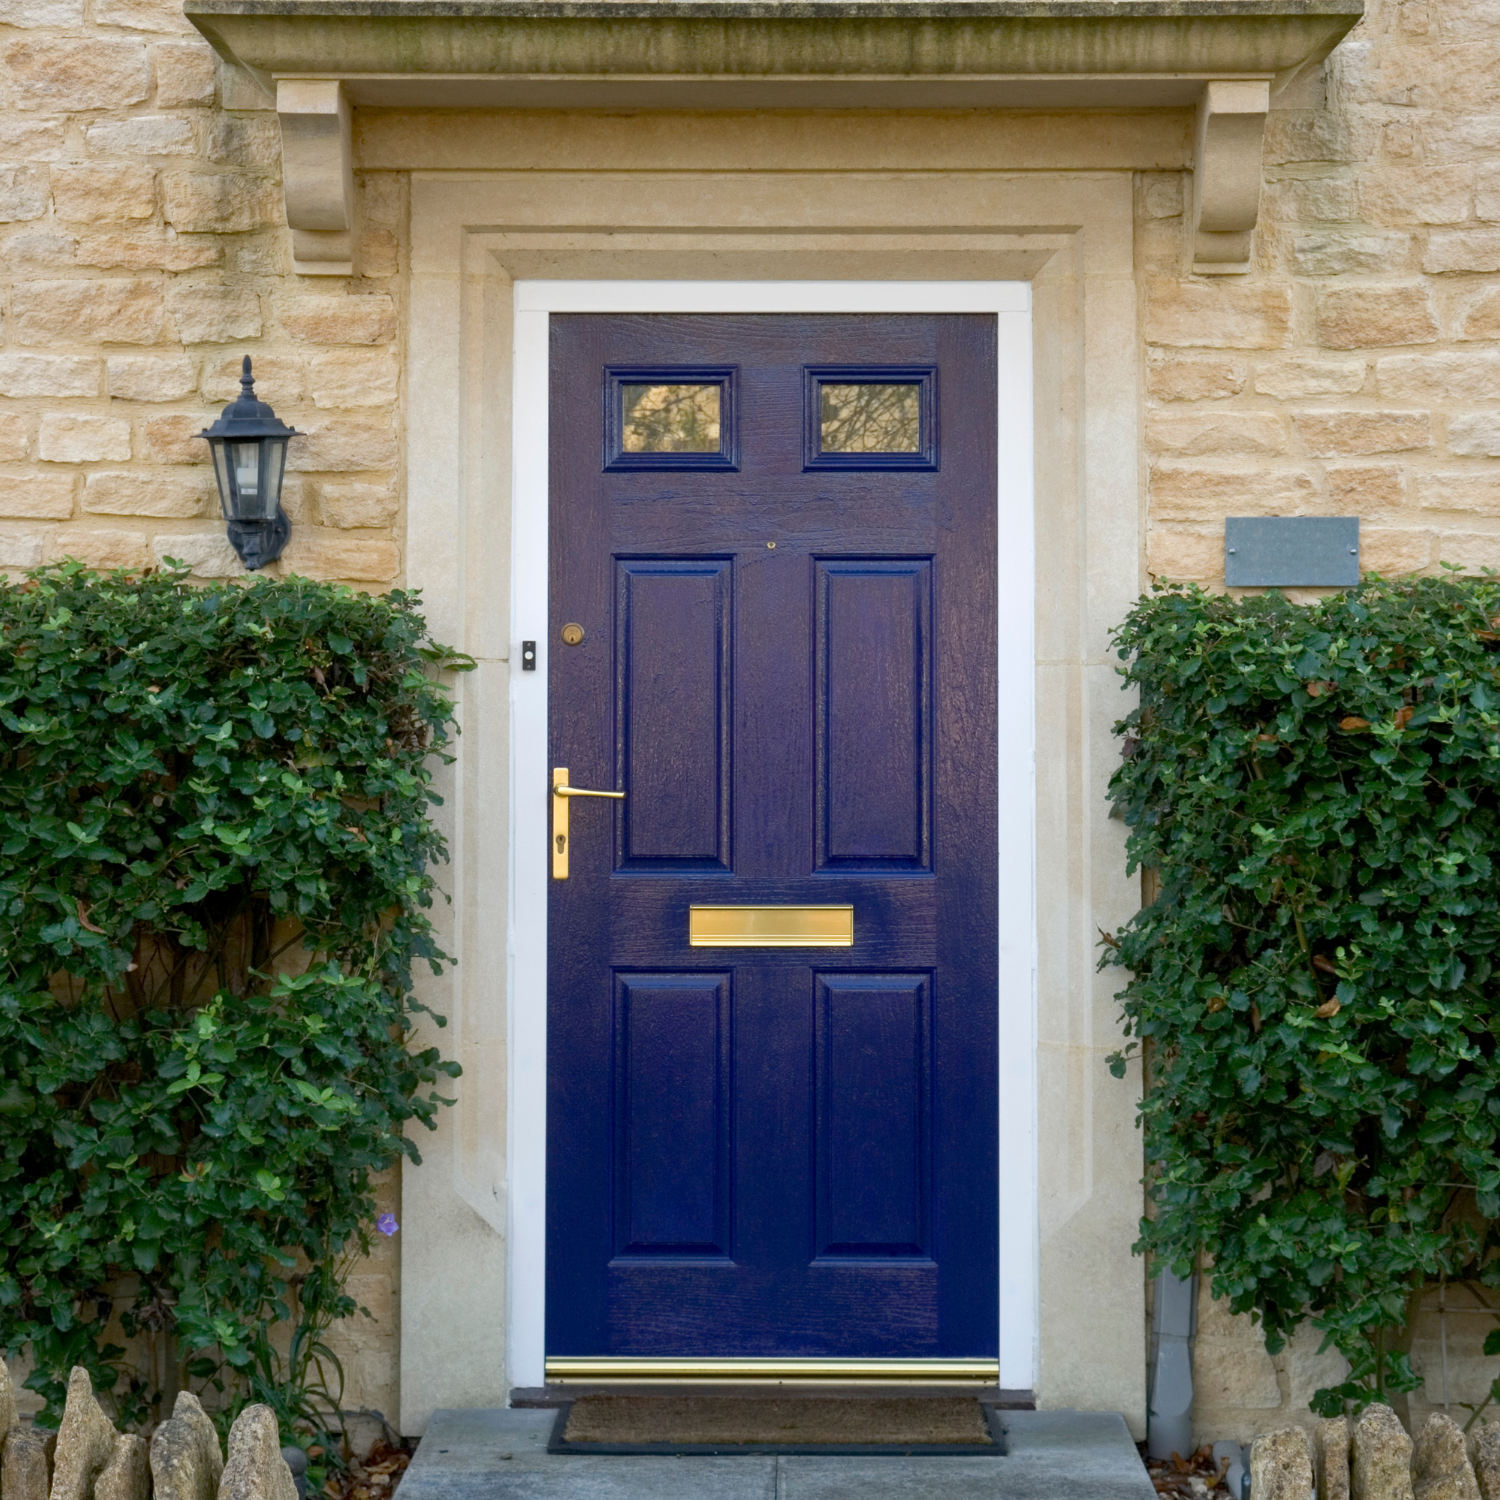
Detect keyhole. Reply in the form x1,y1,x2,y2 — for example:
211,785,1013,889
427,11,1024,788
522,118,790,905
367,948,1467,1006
555,834,566,854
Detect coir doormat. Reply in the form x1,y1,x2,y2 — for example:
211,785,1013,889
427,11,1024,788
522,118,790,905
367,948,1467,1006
548,1394,1006,1456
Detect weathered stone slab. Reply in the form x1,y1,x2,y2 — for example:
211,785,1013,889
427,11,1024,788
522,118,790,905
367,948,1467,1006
178,1391,224,1494
1354,1404,1415,1500
1414,1414,1480,1500
49,1368,118,1500
150,1415,202,1500
152,1391,225,1500
1473,1426,1500,1500
95,1433,148,1500
1251,1426,1315,1500
5,1426,58,1500
1318,1416,1352,1500
217,1406,296,1500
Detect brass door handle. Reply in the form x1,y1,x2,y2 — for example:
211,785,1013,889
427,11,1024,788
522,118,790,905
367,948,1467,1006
552,767,625,879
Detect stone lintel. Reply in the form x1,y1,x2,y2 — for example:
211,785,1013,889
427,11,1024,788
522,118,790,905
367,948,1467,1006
189,2,1362,110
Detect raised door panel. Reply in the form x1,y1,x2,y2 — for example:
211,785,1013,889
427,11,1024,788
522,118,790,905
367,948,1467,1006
815,560,932,871
615,559,732,870
613,973,732,1258
815,972,931,1260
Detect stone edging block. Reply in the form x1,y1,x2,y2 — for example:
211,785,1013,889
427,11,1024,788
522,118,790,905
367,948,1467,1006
0,1368,296,1500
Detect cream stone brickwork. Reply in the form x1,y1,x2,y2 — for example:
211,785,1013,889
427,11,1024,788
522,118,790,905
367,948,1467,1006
0,9,403,586
1143,0,1500,592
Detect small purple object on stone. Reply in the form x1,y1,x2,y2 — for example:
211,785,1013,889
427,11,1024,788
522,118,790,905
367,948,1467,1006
376,1213,399,1236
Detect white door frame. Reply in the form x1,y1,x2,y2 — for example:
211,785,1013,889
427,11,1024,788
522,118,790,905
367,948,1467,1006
507,279,1038,1392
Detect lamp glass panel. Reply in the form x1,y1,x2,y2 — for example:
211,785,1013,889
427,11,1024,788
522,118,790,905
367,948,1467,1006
261,439,287,517
230,440,262,513
210,444,234,520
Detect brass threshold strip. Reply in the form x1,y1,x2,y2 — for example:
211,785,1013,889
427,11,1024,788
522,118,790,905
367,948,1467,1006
545,1357,1000,1386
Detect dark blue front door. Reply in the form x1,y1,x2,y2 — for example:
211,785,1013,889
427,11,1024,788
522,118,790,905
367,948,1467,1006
547,313,998,1360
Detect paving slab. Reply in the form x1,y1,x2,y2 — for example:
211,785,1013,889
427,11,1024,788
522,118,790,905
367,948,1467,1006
400,1406,1153,1500
782,1412,1155,1499
399,1411,775,1500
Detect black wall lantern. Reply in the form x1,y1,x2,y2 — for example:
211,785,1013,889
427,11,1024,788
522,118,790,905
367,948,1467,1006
200,356,297,571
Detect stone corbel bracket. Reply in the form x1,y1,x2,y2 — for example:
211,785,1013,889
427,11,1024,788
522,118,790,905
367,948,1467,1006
1192,79,1271,276
278,78,355,277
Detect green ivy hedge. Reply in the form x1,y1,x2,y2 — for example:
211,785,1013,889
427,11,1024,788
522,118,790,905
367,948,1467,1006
0,563,464,1434
1106,574,1500,1415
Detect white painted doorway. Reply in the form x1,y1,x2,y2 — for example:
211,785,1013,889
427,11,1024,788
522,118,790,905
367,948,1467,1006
504,281,1038,1393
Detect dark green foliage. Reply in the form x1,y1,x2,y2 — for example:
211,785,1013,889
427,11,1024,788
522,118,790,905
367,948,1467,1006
0,562,463,1431
1105,574,1500,1414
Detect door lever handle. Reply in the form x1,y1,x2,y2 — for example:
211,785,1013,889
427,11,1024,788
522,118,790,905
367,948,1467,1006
552,767,625,879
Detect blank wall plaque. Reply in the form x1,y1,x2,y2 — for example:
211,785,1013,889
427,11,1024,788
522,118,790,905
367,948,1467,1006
1224,516,1359,587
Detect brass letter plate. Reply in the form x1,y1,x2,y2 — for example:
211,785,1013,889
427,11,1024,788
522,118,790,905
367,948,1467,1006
689,905,853,948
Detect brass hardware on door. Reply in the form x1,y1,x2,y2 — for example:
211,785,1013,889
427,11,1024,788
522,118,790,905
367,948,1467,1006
561,623,585,646
551,767,626,880
689,905,853,947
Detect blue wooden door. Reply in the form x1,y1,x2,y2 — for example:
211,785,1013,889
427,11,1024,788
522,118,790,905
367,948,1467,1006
547,314,998,1359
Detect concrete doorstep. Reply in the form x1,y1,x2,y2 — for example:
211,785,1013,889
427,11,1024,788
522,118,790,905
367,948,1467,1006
399,1407,1156,1500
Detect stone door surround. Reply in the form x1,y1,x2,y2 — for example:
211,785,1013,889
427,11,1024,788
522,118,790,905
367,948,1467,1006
189,0,1361,273
393,159,1145,1431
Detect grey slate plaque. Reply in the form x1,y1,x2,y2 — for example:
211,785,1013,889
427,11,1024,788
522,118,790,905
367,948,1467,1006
1224,516,1359,587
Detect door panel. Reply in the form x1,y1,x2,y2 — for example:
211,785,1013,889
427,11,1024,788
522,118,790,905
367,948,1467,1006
548,313,998,1360
816,560,931,870
614,973,732,1258
616,559,732,870
815,973,929,1259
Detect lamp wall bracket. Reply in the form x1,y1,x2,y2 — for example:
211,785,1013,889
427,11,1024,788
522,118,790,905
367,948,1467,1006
227,511,292,571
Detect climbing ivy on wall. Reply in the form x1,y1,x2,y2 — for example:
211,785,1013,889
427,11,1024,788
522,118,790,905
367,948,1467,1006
0,562,464,1432
1105,574,1500,1414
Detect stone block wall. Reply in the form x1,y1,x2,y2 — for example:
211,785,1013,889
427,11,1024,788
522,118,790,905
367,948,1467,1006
1141,0,1500,593
1191,1278,1500,1451
319,1168,401,1449
0,2,403,586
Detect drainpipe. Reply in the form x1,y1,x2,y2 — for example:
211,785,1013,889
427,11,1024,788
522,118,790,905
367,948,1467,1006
1148,1267,1197,1462
1212,1441,1252,1500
